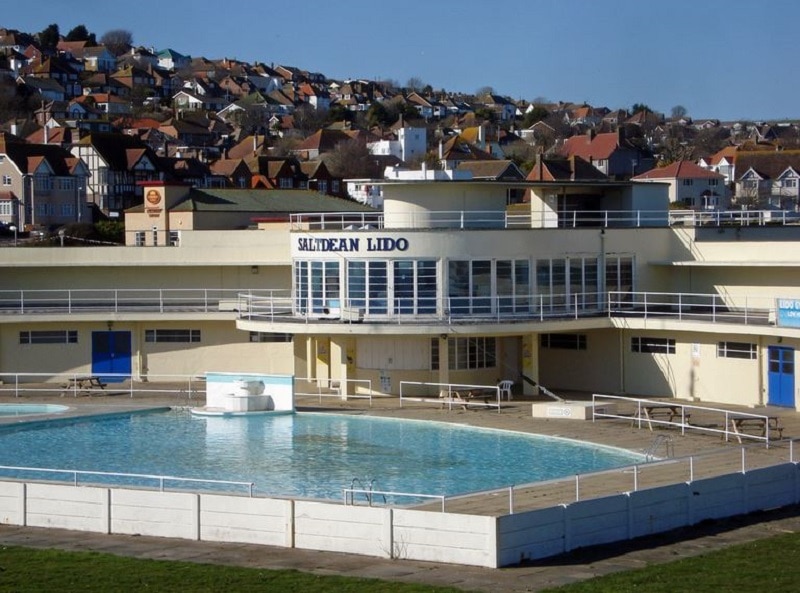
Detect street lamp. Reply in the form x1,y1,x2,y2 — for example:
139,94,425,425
58,228,65,247
8,224,17,247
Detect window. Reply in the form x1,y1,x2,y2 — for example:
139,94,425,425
20,330,77,344
60,203,74,217
718,341,757,360
144,329,201,343
134,231,145,246
318,180,328,194
249,332,292,343
541,333,587,350
279,177,292,189
448,337,496,370
331,180,340,194
168,231,180,246
708,179,719,187
631,336,675,354
0,201,12,216
682,179,694,186
2,175,10,186
783,179,797,188
430,338,440,370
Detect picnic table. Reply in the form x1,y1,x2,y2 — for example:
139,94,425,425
61,376,107,395
439,388,498,410
728,414,783,442
633,404,690,431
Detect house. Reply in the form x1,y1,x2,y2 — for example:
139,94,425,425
209,157,253,188
560,130,655,179
437,134,495,170
633,160,729,210
368,125,426,163
16,75,66,102
294,128,357,160
734,151,800,209
70,132,163,214
0,132,90,228
697,145,737,184
157,48,191,71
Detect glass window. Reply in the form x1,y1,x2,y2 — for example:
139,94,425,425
367,261,387,314
541,333,587,350
20,330,77,344
631,336,675,354
249,332,292,343
717,341,757,360
144,329,201,343
448,337,496,369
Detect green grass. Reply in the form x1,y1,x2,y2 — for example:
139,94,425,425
0,546,464,593
1,532,799,592
542,531,800,593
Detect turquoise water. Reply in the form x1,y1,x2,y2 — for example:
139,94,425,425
0,410,643,501
0,404,68,416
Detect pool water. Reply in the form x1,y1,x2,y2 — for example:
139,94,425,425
0,404,69,417
0,410,644,501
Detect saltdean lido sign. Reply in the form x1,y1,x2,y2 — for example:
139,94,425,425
297,236,409,253
776,298,800,328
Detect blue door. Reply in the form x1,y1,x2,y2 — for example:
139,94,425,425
91,331,132,383
768,346,795,407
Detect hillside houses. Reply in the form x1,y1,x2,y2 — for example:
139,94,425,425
0,23,798,228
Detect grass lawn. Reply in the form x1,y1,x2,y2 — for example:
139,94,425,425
0,531,798,592
542,530,800,593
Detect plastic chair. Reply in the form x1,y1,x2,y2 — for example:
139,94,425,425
498,380,514,401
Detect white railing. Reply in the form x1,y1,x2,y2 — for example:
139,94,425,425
399,381,502,412
592,394,783,446
607,291,774,325
0,465,255,496
294,376,374,404
289,209,800,231
0,372,207,399
0,288,281,315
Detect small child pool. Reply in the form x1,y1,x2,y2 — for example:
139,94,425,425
0,404,69,417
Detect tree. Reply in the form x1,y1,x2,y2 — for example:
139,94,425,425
476,86,495,98
631,103,651,114
100,29,134,56
65,24,96,44
522,105,549,128
405,77,425,92
36,23,60,51
324,138,373,178
671,105,688,119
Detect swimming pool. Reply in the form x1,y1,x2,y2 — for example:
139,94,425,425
0,410,644,501
0,403,69,417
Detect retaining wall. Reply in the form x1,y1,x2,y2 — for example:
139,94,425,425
1,461,798,568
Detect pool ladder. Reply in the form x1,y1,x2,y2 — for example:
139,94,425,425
349,478,387,506
644,435,674,461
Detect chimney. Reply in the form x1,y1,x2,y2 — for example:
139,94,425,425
43,125,48,145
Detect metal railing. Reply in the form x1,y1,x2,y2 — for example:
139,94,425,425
294,376,374,405
0,372,207,399
607,291,774,325
0,288,280,315
399,381,502,412
592,394,783,446
0,465,255,496
289,208,800,231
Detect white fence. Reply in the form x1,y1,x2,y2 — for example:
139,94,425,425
1,454,798,567
399,381,502,412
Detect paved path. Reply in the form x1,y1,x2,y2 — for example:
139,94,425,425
0,390,799,591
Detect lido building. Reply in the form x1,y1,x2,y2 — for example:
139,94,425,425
2,177,800,411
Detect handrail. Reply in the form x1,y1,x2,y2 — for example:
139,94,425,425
343,487,446,511
399,381,501,412
0,464,255,496
591,394,780,446
0,372,207,399
288,208,800,231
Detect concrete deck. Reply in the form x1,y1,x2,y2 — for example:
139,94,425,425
0,387,798,592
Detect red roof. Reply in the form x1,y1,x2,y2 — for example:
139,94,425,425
560,132,621,160
633,160,723,180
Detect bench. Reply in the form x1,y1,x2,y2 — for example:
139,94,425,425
632,405,691,431
728,415,784,442
439,388,496,410
61,376,107,395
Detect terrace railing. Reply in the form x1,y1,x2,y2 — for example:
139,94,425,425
288,209,800,231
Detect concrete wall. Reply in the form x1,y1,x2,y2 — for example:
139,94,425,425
0,461,798,568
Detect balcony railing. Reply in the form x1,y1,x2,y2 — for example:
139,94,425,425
0,288,279,315
240,291,779,328
0,288,783,330
288,209,800,231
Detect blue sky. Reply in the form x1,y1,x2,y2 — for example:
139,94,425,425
3,0,796,121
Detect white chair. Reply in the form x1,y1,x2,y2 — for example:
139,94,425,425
498,380,514,401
